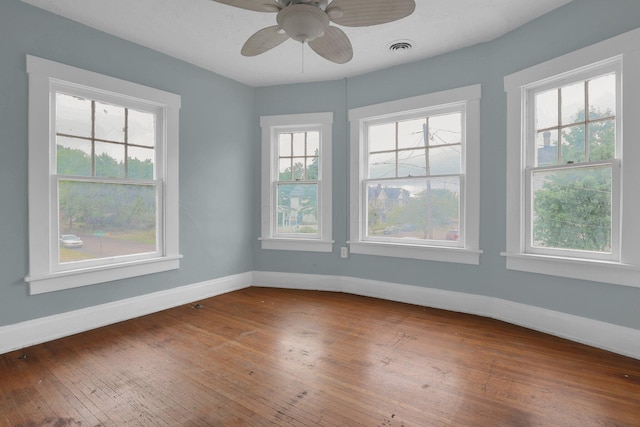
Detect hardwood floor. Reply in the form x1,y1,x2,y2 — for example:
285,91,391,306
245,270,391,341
1,287,639,426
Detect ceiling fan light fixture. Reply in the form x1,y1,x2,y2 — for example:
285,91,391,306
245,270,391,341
277,4,329,42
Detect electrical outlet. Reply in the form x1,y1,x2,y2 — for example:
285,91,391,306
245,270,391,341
340,247,348,258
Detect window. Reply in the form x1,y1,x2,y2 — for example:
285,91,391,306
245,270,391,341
348,85,482,264
26,55,181,294
503,28,640,287
260,112,333,252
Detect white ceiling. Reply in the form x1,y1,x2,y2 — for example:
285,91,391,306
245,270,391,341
21,0,573,87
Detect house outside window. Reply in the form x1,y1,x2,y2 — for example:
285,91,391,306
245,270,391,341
503,28,640,287
348,85,482,264
26,56,181,294
260,112,333,252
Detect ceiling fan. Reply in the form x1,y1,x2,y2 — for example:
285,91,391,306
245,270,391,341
211,0,416,64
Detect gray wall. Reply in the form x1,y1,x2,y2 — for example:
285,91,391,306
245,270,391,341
0,0,256,326
253,0,640,330
2,0,639,333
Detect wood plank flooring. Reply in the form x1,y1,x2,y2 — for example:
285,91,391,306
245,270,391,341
1,287,639,426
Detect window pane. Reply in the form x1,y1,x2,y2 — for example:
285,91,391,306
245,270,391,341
535,89,558,130
536,131,558,167
397,149,427,177
589,119,615,161
429,145,461,175
56,93,92,138
279,133,292,156
128,109,155,147
292,160,305,180
279,158,292,181
561,125,585,164
56,136,91,176
369,122,396,152
532,165,611,253
369,151,396,179
428,113,462,146
276,183,318,234
588,73,615,120
561,82,585,125
127,146,155,179
398,118,425,150
95,101,125,142
95,141,125,178
58,180,157,263
306,131,319,156
366,177,460,241
306,156,319,180
292,133,305,156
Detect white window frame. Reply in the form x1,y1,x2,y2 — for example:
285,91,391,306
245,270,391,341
348,85,482,264
25,55,181,294
260,112,334,252
503,28,640,287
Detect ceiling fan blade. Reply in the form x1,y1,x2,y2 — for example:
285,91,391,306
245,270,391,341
308,26,353,64
211,0,280,13
327,0,415,27
241,26,290,56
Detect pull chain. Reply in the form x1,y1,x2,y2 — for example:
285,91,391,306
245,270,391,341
301,41,305,74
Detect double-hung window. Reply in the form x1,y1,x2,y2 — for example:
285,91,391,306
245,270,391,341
349,85,481,264
26,56,181,294
260,112,333,252
503,28,640,287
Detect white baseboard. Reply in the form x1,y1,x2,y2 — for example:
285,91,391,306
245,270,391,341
2,270,638,360
253,271,640,360
0,272,252,355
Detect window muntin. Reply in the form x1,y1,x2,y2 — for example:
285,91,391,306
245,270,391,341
276,130,320,236
525,67,619,259
348,84,481,264
54,90,162,269
26,55,181,294
533,73,615,167
260,112,333,253
363,110,463,246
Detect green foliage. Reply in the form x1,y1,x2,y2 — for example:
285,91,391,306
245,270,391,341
56,145,156,234
533,108,614,252
56,145,90,176
57,145,153,179
560,109,614,163
533,167,611,251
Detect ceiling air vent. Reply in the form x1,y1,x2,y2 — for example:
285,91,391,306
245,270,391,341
388,40,413,54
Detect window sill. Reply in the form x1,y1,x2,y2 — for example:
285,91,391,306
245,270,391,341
501,252,640,288
259,237,334,253
25,255,182,295
349,241,482,264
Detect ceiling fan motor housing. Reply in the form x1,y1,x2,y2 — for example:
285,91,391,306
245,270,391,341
277,4,329,42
